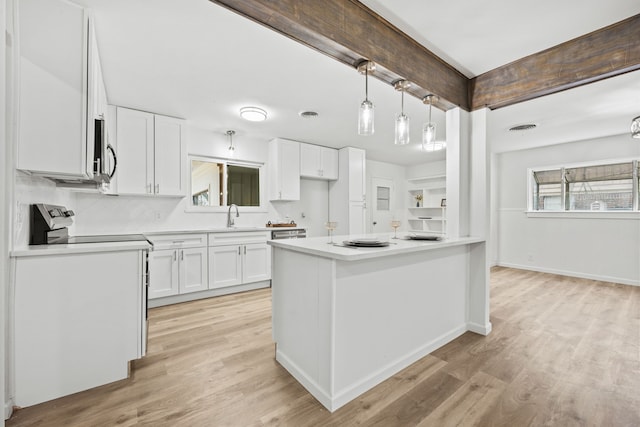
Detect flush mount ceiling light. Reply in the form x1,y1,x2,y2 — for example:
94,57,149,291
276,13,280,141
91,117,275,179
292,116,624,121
357,60,376,136
631,115,640,139
393,80,411,145
421,94,445,152
239,106,267,122
226,130,235,154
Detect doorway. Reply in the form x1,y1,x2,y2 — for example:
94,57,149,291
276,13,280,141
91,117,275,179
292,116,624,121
371,177,396,234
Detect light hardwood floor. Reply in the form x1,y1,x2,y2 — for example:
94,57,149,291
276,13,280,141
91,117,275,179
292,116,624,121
7,267,640,426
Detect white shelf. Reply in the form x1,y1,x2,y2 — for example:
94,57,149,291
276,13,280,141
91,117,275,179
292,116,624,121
407,174,446,183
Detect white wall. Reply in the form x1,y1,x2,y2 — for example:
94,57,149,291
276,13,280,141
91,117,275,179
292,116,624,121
495,134,640,285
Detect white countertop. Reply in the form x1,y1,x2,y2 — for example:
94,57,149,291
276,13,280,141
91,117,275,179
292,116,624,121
11,240,151,257
143,226,273,235
268,233,485,261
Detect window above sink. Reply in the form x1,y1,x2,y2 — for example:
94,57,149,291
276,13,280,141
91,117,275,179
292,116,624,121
187,155,266,212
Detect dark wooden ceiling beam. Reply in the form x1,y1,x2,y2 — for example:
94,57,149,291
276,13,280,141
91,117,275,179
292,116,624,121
470,14,640,110
209,0,469,111
209,2,640,113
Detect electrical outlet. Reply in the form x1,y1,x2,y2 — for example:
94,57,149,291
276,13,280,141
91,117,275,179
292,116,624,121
154,211,162,221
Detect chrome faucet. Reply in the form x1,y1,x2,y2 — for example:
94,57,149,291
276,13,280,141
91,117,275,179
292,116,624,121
227,204,239,227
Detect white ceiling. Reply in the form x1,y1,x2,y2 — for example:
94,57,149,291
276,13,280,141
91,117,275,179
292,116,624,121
359,0,640,78
77,0,640,165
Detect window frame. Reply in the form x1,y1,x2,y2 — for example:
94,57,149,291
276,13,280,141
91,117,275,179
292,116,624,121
527,158,640,216
186,155,267,213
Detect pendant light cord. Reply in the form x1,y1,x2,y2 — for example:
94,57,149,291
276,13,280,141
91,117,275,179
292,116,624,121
365,66,369,102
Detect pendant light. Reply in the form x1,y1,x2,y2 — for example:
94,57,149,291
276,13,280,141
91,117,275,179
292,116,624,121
357,61,375,135
632,115,640,139
394,80,410,145
422,95,445,152
226,130,235,154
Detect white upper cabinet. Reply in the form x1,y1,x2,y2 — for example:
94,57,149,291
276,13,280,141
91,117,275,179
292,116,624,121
329,147,367,235
300,143,338,180
154,115,186,196
17,0,103,179
115,107,186,197
269,138,300,201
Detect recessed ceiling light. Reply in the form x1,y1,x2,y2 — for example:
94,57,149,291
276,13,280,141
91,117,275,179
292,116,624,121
509,123,537,131
240,106,267,122
299,111,319,119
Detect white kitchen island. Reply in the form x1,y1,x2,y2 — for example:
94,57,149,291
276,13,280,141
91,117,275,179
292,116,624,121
269,234,491,412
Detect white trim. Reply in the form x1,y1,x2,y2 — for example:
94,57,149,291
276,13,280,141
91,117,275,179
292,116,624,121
497,262,639,287
467,321,492,336
277,323,468,412
525,211,640,220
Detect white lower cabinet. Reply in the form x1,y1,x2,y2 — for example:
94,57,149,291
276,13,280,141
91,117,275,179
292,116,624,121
12,248,147,407
147,234,207,299
208,232,271,289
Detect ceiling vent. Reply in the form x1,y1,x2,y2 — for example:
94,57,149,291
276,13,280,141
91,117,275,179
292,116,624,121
509,123,537,131
299,111,319,119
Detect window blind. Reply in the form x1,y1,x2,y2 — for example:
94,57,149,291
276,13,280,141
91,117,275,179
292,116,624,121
565,162,633,183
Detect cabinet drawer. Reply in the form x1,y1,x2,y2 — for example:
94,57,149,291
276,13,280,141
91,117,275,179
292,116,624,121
208,231,269,247
146,233,207,249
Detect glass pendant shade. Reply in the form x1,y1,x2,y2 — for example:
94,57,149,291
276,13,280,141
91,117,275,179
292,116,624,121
395,113,410,145
632,116,640,139
359,99,374,135
422,122,437,150
357,62,375,136
226,130,235,155
394,82,410,145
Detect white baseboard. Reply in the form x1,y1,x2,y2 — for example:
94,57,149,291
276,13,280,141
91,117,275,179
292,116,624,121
467,321,492,335
275,350,333,410
5,398,14,421
496,262,639,287
277,324,468,413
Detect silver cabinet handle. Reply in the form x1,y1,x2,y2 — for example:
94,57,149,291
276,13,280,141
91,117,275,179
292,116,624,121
238,246,241,255
147,183,152,193
155,184,159,193
180,250,184,261
244,246,247,255
173,250,177,261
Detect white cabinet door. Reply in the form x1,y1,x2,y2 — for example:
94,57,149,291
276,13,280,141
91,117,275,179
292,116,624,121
348,202,367,235
321,147,339,180
300,144,339,180
243,243,271,283
269,138,300,201
148,249,179,298
116,107,154,195
209,245,242,289
300,143,322,178
17,0,91,179
154,115,186,196
179,247,208,294
348,148,366,202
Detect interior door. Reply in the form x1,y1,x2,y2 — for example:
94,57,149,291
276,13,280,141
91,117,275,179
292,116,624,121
371,177,395,233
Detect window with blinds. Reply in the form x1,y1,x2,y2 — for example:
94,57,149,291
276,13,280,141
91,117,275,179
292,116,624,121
530,160,639,212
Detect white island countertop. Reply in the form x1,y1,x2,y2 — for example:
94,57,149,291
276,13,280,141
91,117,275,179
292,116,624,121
268,234,484,261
